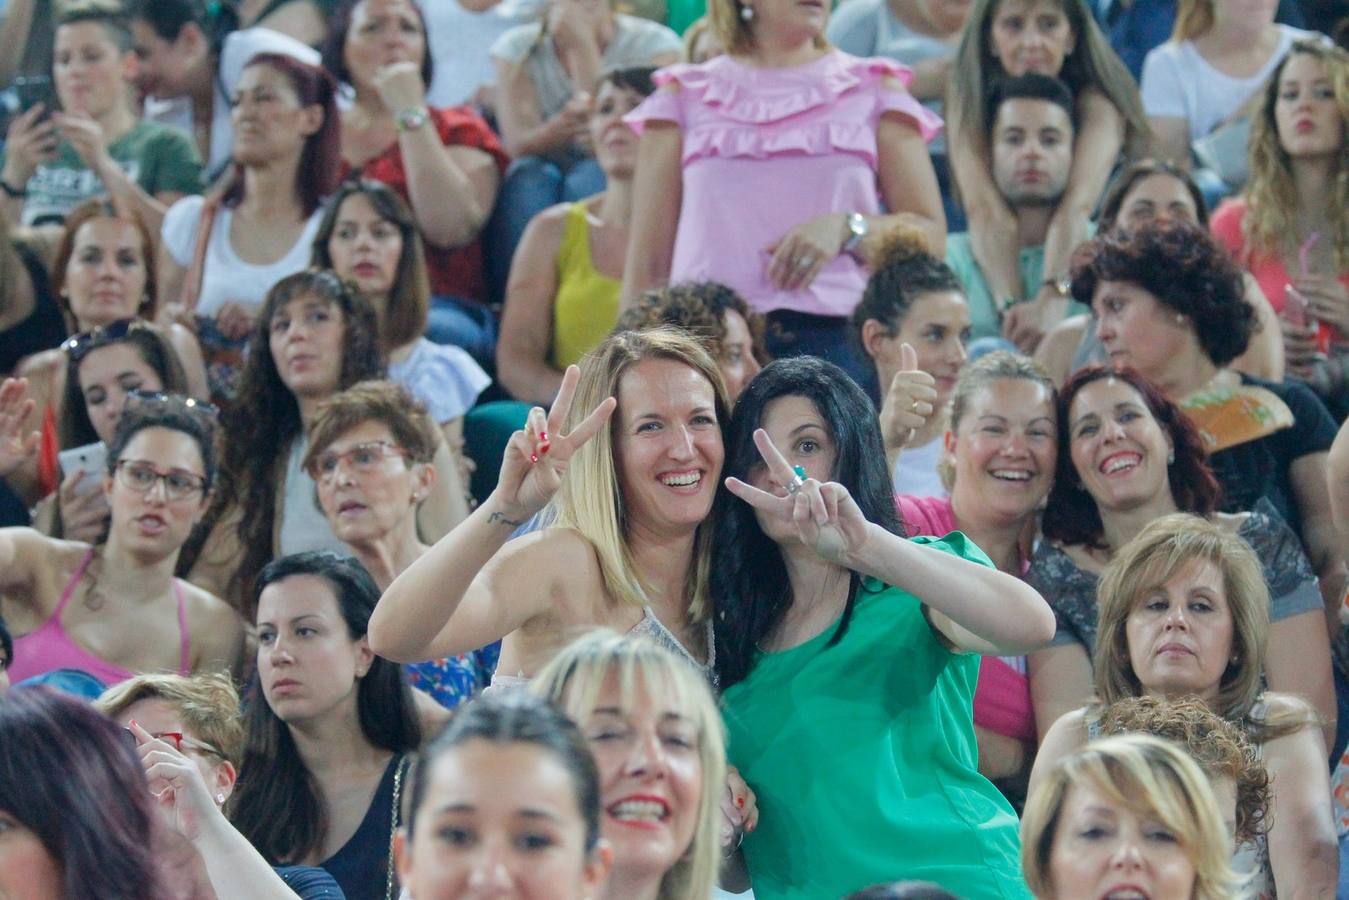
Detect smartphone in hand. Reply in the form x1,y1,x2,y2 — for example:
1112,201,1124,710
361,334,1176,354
57,441,107,497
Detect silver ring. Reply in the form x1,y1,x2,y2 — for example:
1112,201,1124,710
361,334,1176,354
795,255,814,270
786,475,806,495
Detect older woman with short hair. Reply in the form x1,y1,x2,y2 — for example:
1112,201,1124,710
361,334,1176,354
306,380,498,708
1032,513,1338,897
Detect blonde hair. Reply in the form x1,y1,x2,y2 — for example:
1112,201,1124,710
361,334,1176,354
552,328,730,622
1022,734,1242,900
95,672,244,765
1242,40,1349,276
1094,514,1268,721
938,350,1056,489
1171,0,1214,42
531,629,725,900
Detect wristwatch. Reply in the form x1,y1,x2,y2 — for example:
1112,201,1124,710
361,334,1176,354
842,212,868,256
395,106,430,132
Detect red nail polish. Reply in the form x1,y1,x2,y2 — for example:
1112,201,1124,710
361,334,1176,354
529,453,539,464
540,430,548,442
539,442,551,455
736,797,745,808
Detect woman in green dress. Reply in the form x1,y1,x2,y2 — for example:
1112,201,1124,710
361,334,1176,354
712,356,1055,900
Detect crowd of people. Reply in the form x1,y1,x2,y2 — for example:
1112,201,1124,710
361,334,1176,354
0,0,1348,897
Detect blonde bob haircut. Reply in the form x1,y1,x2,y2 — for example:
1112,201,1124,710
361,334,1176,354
531,629,726,900
552,328,731,622
706,0,827,58
1243,40,1349,277
1094,513,1268,723
95,672,245,766
1021,733,1242,900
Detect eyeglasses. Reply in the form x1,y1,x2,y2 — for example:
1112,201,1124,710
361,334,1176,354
61,318,151,362
306,440,410,482
114,460,208,501
122,727,224,758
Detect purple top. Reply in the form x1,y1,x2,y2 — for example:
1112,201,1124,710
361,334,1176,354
625,51,942,318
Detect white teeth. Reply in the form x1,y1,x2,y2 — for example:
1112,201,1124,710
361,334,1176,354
609,800,668,821
1103,456,1140,474
991,470,1031,481
661,472,701,487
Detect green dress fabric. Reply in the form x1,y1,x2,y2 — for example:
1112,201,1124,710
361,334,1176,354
720,533,1030,900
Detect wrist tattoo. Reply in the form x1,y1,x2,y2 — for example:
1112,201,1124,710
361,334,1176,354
488,511,526,528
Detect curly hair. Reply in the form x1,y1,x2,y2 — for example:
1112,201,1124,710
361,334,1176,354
1042,365,1220,547
851,224,963,346
618,281,764,364
198,270,383,610
303,379,440,474
1093,695,1270,846
1243,40,1349,276
1069,220,1254,367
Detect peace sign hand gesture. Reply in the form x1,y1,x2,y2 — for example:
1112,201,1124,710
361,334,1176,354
724,428,873,566
493,364,617,520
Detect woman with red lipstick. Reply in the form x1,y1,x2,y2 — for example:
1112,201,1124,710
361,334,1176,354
947,0,1146,352
313,178,489,518
852,226,970,496
1211,40,1349,416
1026,365,1334,749
326,0,508,363
1074,220,1345,620
620,0,945,384
307,380,498,708
1023,733,1243,900
1032,514,1338,897
0,395,243,689
183,269,386,611
234,550,422,899
895,350,1057,800
532,630,730,900
499,67,657,407
371,328,728,688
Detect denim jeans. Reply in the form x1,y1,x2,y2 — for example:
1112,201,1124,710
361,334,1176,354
483,154,607,303
424,294,499,372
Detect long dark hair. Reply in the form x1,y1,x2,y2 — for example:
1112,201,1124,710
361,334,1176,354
1041,366,1220,548
60,324,190,450
196,270,383,609
232,551,421,865
712,358,903,688
0,687,169,900
311,180,430,352
408,692,602,851
223,53,341,216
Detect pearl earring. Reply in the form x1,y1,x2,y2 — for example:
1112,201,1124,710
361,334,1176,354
1167,448,1175,464
215,793,226,805
740,3,753,20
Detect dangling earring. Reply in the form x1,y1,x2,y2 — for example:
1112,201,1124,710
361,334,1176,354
740,3,753,20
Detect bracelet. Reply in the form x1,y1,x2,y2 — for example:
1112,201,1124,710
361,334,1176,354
0,178,28,198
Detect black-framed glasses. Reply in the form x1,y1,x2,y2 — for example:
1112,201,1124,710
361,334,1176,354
122,727,224,759
306,440,411,482
61,318,150,362
114,460,208,501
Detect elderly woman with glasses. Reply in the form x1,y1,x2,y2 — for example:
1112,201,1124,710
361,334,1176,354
0,395,242,689
95,672,344,900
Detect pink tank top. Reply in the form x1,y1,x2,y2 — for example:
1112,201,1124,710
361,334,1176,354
8,548,192,688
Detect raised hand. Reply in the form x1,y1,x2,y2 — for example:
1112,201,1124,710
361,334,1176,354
0,377,39,478
493,364,616,519
1,104,58,185
53,112,113,174
129,721,220,843
57,468,110,543
878,342,938,457
373,61,427,115
724,428,871,565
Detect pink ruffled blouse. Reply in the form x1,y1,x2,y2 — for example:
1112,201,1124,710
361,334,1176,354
625,51,942,318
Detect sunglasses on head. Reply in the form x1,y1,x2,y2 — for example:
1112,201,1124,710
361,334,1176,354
60,318,152,363
124,389,219,421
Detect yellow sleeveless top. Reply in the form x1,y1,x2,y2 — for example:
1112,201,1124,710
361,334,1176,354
550,201,621,369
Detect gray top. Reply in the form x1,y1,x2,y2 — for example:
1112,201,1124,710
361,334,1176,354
490,13,681,123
